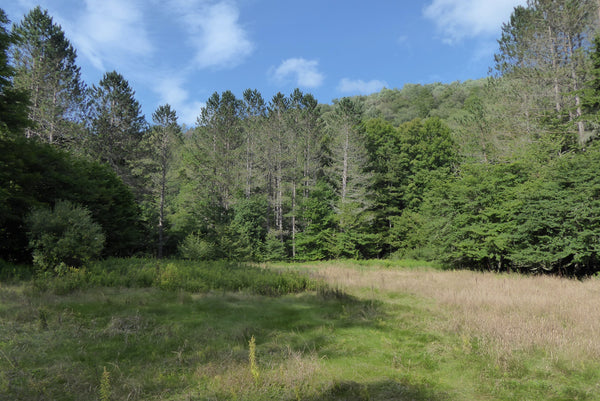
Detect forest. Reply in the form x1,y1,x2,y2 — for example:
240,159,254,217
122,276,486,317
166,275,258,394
2,1,600,277
4,2,600,400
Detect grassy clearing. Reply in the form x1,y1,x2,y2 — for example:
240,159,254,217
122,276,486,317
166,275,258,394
1,259,599,400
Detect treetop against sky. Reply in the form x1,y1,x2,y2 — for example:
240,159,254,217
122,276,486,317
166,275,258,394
5,0,525,125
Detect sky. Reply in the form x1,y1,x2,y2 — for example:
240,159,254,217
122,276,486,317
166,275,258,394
4,0,527,126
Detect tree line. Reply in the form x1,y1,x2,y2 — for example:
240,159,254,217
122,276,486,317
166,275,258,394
3,1,600,276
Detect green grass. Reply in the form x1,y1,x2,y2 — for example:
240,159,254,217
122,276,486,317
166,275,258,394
268,258,441,271
29,258,317,296
1,258,599,400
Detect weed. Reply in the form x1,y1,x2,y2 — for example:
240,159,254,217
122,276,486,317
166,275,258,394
249,335,259,384
99,366,110,401
37,307,48,330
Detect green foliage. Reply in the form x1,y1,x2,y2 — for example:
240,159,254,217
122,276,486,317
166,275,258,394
230,195,268,260
6,4,600,272
295,182,336,260
364,117,457,256
0,9,30,138
421,162,527,271
89,71,147,191
357,81,485,126
421,144,600,276
508,148,600,275
263,230,287,262
581,34,600,138
178,233,216,261
30,258,318,296
11,6,86,148
138,103,182,257
0,259,35,281
0,138,142,262
493,0,596,147
26,200,105,271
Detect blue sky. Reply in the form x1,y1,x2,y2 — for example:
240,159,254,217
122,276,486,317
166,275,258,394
5,0,526,126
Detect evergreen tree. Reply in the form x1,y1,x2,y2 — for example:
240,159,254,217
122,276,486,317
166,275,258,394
89,71,147,192
241,89,266,198
581,34,600,135
195,90,244,211
266,92,290,243
142,104,182,258
0,9,30,138
287,89,325,258
179,91,244,257
326,97,374,257
494,0,598,147
11,6,86,148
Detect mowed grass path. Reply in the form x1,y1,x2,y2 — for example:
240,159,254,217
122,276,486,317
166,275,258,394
1,259,600,400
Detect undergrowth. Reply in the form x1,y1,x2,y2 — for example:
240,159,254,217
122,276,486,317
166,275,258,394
27,258,319,296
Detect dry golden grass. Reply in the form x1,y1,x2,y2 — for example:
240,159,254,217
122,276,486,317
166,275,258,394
308,263,600,360
192,346,320,400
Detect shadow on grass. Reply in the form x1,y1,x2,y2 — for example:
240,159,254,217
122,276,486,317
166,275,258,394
307,379,449,401
0,284,447,401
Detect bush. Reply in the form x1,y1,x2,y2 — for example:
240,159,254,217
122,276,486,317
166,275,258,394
26,200,105,272
178,233,215,260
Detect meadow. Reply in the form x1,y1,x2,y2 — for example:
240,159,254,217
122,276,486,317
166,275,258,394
1,259,599,400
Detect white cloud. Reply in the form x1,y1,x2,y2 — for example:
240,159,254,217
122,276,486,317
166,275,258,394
338,78,387,94
6,0,153,72
169,0,254,69
423,0,526,44
71,0,153,70
273,58,324,88
195,2,253,68
154,76,205,127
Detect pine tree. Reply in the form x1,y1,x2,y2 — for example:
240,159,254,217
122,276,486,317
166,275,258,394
89,71,147,192
241,89,266,198
494,0,598,147
266,92,290,243
0,9,30,137
143,104,182,258
581,34,600,134
195,90,244,211
326,97,373,257
11,6,86,148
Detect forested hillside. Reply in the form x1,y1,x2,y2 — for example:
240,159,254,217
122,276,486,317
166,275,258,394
2,1,600,276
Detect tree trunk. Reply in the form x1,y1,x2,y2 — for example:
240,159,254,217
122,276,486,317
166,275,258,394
341,125,349,203
291,180,296,259
567,32,586,145
158,167,166,259
246,132,252,198
548,25,562,114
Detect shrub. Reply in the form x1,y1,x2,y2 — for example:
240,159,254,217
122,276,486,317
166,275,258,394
26,200,105,272
178,233,215,260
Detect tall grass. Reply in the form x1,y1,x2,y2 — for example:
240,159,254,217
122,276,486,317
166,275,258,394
30,258,319,296
2,258,600,400
301,261,600,360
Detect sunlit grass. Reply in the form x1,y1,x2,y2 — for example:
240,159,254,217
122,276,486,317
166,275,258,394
1,258,599,400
